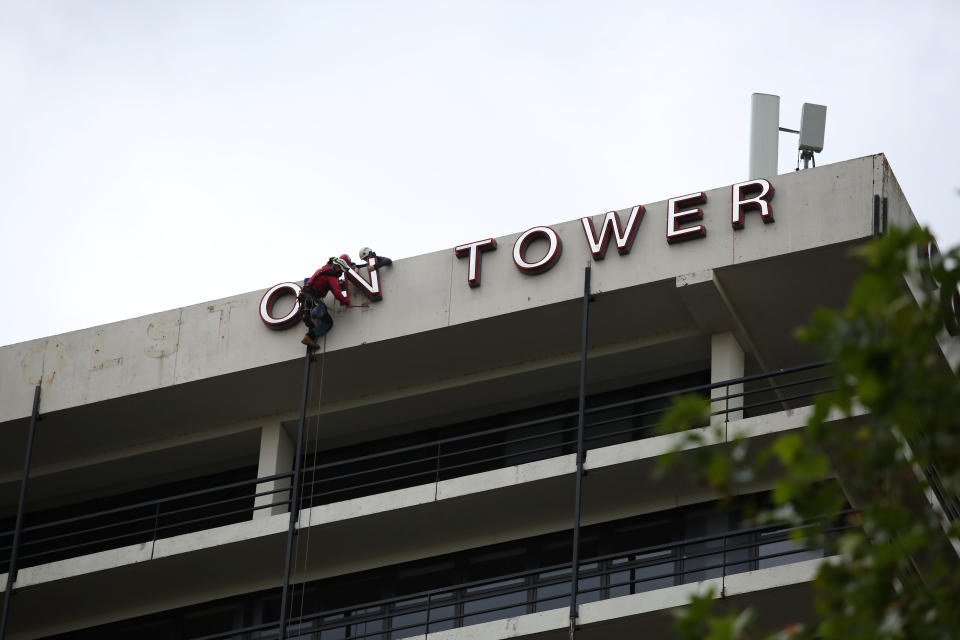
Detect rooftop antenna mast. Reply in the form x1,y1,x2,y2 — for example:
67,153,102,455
748,93,827,179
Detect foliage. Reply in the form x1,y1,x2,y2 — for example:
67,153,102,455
657,227,960,640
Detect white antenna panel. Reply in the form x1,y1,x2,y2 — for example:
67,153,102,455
799,103,827,153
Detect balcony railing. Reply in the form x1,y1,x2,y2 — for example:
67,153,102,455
1,362,831,575
188,515,847,640
0,471,291,575
299,361,830,505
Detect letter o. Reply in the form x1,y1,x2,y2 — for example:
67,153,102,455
513,226,563,274
259,282,302,329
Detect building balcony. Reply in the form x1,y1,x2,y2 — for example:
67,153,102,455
45,498,851,639
0,363,858,639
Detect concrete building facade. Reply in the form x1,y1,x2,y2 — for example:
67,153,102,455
1,154,953,639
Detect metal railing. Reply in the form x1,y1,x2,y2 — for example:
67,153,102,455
1,362,831,575
189,515,848,640
298,362,831,504
0,472,292,574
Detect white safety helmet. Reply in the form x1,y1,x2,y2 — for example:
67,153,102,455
359,247,373,260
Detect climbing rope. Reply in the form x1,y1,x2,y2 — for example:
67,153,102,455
289,336,327,636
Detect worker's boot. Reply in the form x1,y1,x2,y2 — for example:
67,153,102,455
301,334,320,349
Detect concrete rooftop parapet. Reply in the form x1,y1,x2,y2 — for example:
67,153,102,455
0,154,904,425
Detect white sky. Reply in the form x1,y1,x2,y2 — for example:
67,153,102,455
1,1,958,347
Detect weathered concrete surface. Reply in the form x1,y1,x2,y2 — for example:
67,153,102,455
0,155,890,425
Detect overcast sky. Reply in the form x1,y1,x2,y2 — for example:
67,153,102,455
1,1,958,347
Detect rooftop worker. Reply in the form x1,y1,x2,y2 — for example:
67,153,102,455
340,252,363,270
359,247,393,271
299,256,352,349
334,253,355,298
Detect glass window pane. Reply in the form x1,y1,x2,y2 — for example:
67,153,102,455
320,627,346,640
463,578,527,625
576,562,601,605
758,531,823,569
724,532,754,576
395,596,427,609
683,509,728,583
607,557,632,598
683,541,724,582
535,568,570,612
350,606,385,640
290,625,319,640
428,604,456,633
318,613,346,640
635,549,676,592
390,609,427,640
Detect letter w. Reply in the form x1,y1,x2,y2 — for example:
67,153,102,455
580,205,644,260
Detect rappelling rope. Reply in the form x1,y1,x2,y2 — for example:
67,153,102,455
283,350,310,638
290,334,327,635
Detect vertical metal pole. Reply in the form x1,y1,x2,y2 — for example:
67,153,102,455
568,266,591,640
722,532,727,580
279,347,313,640
873,195,881,239
1,385,41,640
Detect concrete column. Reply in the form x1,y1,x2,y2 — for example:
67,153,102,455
254,422,294,518
711,333,744,427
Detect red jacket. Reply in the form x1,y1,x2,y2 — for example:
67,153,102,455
305,266,351,306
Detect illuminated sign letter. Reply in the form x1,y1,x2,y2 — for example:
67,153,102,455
666,192,707,244
513,226,562,274
344,259,383,301
580,205,645,260
259,283,302,329
454,238,498,288
731,179,774,229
